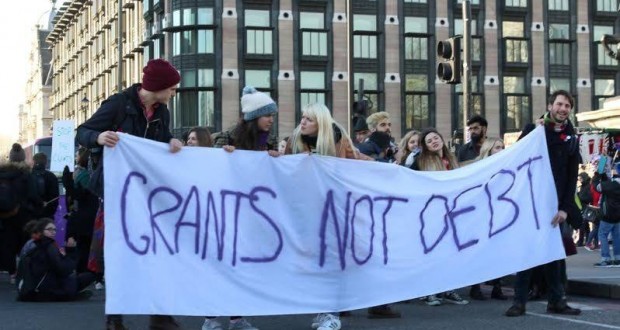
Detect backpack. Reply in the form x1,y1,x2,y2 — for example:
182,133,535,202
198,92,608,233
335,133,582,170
577,185,593,205
0,177,20,217
32,170,47,201
15,245,49,301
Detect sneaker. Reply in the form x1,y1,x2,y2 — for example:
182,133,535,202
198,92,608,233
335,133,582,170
95,281,105,290
594,260,614,267
442,291,469,305
424,295,442,306
584,243,594,251
75,289,93,301
202,318,224,330
228,318,258,330
312,314,341,330
613,260,620,267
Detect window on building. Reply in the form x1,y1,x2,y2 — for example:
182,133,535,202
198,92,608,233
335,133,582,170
594,78,615,109
455,74,484,129
503,75,530,131
596,0,617,12
300,71,326,107
593,25,615,66
548,0,568,10
300,12,327,56
503,20,528,63
506,0,527,7
353,14,378,59
174,69,216,128
454,18,482,61
246,69,272,94
245,9,272,55
404,74,431,130
456,0,480,4
549,23,570,65
405,0,427,3
549,78,570,93
354,73,379,114
404,17,428,60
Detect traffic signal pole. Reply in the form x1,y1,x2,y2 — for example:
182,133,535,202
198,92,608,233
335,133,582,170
462,0,472,142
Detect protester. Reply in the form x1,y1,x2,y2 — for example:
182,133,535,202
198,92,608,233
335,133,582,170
358,112,398,162
15,218,95,301
467,137,507,301
585,172,603,251
352,117,370,147
278,137,289,155
0,146,40,285
31,153,59,218
285,102,366,330
576,172,593,247
505,89,581,317
209,85,282,330
394,130,420,167
412,128,468,306
592,170,620,267
186,127,213,147
64,148,99,273
76,58,183,330
457,115,488,163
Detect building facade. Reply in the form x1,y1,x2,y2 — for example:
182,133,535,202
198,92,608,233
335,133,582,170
18,27,54,146
45,0,620,143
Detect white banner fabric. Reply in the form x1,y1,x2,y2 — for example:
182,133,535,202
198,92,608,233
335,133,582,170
104,126,565,316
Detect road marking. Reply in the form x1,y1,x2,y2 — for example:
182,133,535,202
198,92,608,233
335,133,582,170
533,301,600,311
527,312,620,329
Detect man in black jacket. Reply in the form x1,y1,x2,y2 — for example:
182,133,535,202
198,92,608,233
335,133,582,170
593,172,620,267
31,153,59,218
457,115,488,163
76,59,183,330
505,90,581,317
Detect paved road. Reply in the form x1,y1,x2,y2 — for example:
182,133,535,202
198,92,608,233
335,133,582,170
1,273,619,330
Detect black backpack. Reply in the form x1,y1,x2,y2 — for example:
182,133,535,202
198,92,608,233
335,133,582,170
31,170,47,201
15,245,49,301
0,176,20,217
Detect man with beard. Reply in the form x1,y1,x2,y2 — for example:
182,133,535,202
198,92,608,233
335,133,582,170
457,115,488,163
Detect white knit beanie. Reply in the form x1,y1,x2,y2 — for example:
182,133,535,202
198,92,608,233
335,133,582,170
240,86,278,121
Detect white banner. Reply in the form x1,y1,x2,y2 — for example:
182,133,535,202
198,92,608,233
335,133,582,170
579,133,607,164
104,126,565,316
50,120,75,172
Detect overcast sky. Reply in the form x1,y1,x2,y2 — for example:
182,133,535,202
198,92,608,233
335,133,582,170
0,0,59,141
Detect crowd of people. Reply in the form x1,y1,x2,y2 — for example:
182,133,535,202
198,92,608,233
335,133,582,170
2,58,618,330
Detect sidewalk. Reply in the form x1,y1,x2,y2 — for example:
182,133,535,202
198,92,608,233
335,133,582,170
565,246,620,299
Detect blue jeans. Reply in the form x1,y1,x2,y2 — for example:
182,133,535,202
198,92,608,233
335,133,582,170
598,220,620,260
586,222,600,246
513,260,565,306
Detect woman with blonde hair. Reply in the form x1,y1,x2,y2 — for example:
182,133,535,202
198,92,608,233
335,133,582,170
286,103,357,159
469,136,508,301
395,130,421,167
475,137,505,161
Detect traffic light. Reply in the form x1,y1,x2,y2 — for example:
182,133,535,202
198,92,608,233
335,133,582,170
437,37,462,84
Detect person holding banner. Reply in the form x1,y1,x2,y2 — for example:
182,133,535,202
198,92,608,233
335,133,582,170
208,86,283,330
76,59,183,330
213,86,279,157
284,103,362,330
412,128,469,306
505,90,582,317
185,127,213,147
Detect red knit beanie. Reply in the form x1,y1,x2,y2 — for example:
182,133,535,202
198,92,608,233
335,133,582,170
141,59,181,92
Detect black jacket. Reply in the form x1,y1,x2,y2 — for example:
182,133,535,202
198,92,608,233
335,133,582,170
76,84,174,197
34,237,79,299
457,141,479,162
520,120,580,226
31,164,59,218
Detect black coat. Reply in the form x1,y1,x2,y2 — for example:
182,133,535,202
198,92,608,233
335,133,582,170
31,164,60,218
33,236,79,299
76,84,174,197
520,121,580,226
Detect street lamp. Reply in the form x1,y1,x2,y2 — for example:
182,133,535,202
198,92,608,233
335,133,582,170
81,95,89,112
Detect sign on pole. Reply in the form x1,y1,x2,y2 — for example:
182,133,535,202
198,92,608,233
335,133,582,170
50,120,75,172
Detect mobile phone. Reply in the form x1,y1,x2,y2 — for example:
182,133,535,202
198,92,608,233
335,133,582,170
598,156,608,174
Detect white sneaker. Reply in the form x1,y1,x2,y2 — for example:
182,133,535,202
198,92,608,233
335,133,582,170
312,314,341,330
424,295,442,306
202,318,223,330
94,282,105,290
443,291,469,305
228,318,258,330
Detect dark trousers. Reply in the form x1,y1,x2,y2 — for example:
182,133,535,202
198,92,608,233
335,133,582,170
107,315,179,330
75,234,93,273
513,259,565,305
